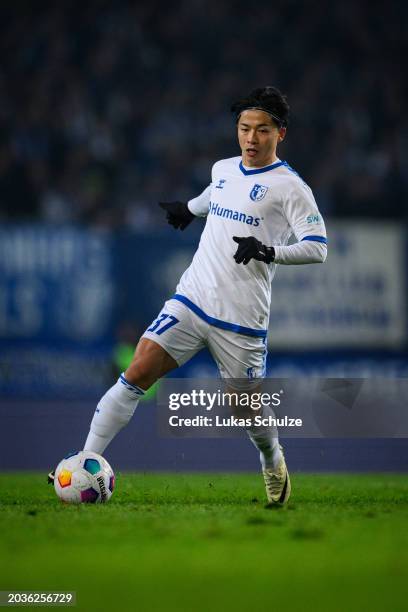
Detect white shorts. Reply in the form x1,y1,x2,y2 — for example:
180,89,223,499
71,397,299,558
142,298,267,388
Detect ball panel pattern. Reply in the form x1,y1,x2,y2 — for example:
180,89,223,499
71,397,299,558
53,451,115,504
80,488,99,503
57,469,72,488
84,458,101,475
63,451,79,460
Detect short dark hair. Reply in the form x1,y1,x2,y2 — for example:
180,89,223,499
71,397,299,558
231,86,290,128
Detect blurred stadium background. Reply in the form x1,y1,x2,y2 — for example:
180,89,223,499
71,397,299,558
1,0,407,472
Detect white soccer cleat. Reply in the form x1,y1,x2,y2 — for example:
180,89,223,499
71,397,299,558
262,447,291,506
47,470,55,484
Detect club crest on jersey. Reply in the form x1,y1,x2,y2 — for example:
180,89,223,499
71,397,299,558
250,184,268,202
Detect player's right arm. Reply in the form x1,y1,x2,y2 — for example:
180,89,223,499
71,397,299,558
159,184,211,230
187,184,211,217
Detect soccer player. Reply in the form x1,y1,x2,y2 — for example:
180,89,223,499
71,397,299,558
52,87,327,505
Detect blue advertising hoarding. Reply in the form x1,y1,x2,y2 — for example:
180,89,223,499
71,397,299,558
0,222,407,397
0,226,116,396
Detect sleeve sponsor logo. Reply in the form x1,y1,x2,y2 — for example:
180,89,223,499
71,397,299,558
306,214,321,224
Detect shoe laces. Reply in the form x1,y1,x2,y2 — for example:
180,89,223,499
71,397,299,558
264,468,284,496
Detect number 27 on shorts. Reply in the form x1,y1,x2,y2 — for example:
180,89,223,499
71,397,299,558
147,313,179,335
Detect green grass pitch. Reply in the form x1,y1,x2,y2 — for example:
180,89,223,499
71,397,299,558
1,472,408,612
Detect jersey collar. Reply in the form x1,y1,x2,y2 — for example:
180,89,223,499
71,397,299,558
239,159,284,176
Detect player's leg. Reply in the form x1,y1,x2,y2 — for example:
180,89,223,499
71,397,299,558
208,330,283,469
207,329,290,505
83,299,206,455
83,338,177,454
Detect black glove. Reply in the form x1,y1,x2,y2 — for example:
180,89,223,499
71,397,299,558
158,201,195,230
233,236,275,265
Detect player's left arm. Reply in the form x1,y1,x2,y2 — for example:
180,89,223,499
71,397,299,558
273,182,327,265
233,183,327,266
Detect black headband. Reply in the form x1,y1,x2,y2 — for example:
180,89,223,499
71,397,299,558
236,106,287,128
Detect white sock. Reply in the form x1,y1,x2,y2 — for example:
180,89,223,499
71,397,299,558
84,373,145,454
245,406,282,470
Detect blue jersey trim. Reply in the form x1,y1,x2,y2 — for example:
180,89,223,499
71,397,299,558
171,294,268,338
282,160,308,185
239,160,284,176
301,235,327,244
282,160,300,177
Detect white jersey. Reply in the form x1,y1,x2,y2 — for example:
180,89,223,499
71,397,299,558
173,156,327,338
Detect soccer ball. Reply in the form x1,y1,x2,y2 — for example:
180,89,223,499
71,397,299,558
54,451,115,504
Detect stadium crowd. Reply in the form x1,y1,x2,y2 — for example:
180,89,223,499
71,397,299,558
0,0,406,228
